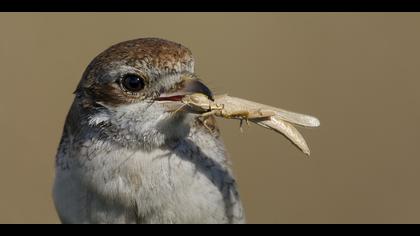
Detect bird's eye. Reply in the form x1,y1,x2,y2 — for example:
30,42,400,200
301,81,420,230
121,74,145,92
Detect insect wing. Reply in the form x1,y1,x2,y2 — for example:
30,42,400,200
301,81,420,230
215,95,320,128
255,116,311,155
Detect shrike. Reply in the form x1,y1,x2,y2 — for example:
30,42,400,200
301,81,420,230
53,38,245,224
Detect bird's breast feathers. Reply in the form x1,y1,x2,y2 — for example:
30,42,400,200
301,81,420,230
54,121,244,224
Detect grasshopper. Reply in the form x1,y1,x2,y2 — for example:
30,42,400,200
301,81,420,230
181,93,320,155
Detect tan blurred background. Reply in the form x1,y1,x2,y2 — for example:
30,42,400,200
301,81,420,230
0,13,419,224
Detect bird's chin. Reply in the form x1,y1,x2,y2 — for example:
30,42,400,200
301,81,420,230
154,99,199,135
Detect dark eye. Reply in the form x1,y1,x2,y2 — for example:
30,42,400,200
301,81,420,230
121,74,145,92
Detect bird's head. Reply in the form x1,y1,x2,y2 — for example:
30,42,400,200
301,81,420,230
72,38,213,149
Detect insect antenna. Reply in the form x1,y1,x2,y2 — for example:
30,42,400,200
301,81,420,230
170,103,188,117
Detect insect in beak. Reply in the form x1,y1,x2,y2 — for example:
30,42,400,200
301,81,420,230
179,93,320,156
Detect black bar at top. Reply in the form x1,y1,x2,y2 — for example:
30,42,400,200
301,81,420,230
0,0,418,12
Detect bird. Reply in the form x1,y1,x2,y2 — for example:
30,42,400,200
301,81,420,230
53,38,245,224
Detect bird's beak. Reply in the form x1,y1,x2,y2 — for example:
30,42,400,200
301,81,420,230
156,76,213,102
155,75,213,112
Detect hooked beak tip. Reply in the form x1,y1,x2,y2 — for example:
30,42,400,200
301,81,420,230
182,79,214,101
